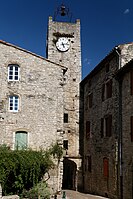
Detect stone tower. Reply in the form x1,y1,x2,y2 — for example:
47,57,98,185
46,5,82,190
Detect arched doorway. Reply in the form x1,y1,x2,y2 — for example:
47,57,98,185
62,158,77,190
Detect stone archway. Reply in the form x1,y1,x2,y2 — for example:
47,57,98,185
62,158,77,190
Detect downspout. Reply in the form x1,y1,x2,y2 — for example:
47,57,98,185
115,47,123,199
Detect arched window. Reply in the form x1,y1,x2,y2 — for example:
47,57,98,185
9,96,19,112
15,131,28,150
8,64,20,81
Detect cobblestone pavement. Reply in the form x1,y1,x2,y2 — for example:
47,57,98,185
57,190,109,199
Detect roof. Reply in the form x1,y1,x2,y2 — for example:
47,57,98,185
81,46,117,85
0,40,67,70
81,42,133,86
115,58,133,79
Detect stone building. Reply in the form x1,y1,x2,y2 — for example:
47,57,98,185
0,6,82,193
80,43,133,199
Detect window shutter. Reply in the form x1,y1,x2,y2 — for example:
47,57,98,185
106,115,112,137
102,84,105,101
103,157,109,178
131,116,133,142
64,113,68,123
15,131,28,150
131,71,133,95
101,118,104,138
89,93,93,108
86,121,90,139
87,156,91,172
106,79,112,99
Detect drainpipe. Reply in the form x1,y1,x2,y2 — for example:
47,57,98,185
115,47,123,199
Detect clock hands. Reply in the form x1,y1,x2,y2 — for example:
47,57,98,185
61,42,69,48
56,37,70,52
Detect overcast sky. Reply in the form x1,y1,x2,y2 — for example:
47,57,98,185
0,0,133,78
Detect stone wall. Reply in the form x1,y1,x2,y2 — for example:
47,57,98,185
47,16,81,158
121,69,133,199
81,43,133,198
47,16,82,190
0,41,65,192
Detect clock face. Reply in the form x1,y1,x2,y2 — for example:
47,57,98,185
56,37,70,52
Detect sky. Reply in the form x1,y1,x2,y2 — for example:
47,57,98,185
0,0,133,79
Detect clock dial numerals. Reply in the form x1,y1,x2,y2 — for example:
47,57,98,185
56,37,70,52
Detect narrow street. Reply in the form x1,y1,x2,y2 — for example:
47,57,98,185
57,190,109,199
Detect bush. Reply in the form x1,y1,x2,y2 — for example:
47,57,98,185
20,182,50,199
0,143,63,196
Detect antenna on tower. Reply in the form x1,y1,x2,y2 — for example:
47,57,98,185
53,3,72,22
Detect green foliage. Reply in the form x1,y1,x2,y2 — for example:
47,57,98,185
0,146,53,195
0,143,63,196
20,182,50,199
49,142,63,161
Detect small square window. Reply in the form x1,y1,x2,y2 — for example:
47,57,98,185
63,140,68,150
64,113,68,123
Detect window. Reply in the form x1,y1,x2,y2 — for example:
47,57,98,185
105,115,112,137
102,79,112,101
63,140,68,150
131,116,133,142
86,121,90,139
103,157,109,178
105,63,110,73
8,64,20,81
15,131,28,150
131,70,133,95
101,118,104,138
64,113,68,123
9,96,19,112
101,115,112,137
88,93,93,108
102,84,105,101
106,79,112,99
86,156,91,172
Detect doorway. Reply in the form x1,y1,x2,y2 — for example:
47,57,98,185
62,158,77,190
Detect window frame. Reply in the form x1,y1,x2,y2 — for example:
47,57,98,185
86,155,91,172
63,140,68,150
106,79,112,99
101,115,112,137
8,64,20,81
102,79,112,101
9,96,19,112
103,157,109,178
86,121,90,139
15,131,28,150
88,93,93,108
64,113,68,123
131,70,133,95
131,116,133,142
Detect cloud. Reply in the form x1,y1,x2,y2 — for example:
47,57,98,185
124,9,130,14
84,58,91,65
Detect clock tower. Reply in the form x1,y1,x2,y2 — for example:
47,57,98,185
46,4,82,190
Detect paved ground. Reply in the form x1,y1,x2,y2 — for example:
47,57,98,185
57,190,109,199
